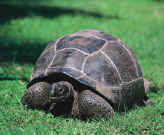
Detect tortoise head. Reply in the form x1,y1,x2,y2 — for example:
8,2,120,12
50,81,74,103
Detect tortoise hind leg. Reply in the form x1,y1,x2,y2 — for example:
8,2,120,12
140,79,152,106
144,79,150,93
77,90,114,119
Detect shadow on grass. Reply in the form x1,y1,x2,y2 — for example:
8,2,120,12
0,3,120,24
155,0,164,2
0,76,29,82
0,40,46,64
0,39,43,82
150,86,161,93
0,62,30,82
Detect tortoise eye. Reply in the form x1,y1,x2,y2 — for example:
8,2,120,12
58,88,64,93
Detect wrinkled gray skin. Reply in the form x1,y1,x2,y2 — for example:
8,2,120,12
21,79,151,119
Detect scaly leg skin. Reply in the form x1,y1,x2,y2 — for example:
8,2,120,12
21,82,52,109
77,90,114,119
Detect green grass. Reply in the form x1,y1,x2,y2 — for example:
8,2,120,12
0,0,164,134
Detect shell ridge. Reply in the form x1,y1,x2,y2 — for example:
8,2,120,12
48,66,83,74
70,31,108,54
76,71,121,90
56,48,89,56
50,66,99,84
120,77,143,85
81,50,101,72
118,40,139,77
73,30,108,42
70,33,93,38
81,55,90,73
77,74,97,83
46,36,65,75
100,50,122,82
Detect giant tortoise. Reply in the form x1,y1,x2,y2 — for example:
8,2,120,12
21,29,151,119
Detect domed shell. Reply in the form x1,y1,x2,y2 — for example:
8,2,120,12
28,29,145,105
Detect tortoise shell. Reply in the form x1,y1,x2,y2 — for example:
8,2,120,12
28,29,145,105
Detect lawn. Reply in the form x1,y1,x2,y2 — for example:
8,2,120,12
0,0,164,134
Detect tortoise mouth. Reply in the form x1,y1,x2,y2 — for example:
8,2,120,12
50,96,67,103
48,94,75,116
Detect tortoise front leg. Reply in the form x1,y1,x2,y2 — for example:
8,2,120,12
77,90,114,119
21,82,52,109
